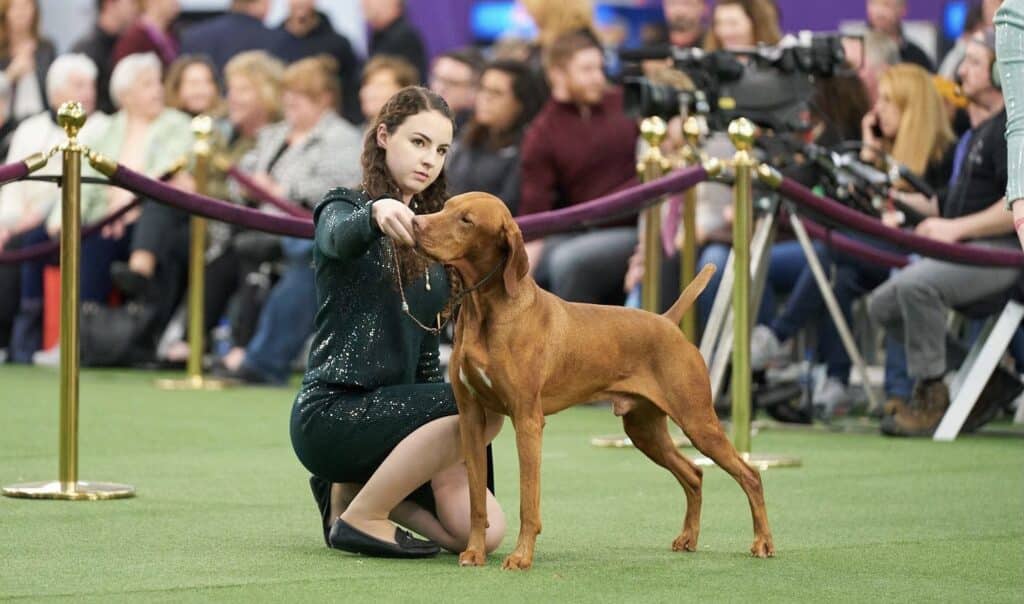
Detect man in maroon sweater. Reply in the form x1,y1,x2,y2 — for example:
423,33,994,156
519,30,639,304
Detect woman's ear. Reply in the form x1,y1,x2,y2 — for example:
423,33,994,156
376,123,389,149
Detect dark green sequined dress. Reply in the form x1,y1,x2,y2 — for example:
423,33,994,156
290,187,456,511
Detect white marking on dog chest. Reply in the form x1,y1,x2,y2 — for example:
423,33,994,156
458,366,479,397
476,367,493,389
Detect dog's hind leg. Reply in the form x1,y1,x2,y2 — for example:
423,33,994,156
620,398,705,552
670,403,775,558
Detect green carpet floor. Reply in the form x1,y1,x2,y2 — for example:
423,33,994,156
1,366,1022,602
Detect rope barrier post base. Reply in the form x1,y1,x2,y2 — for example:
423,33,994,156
3,480,135,500
3,101,135,501
692,452,802,471
154,115,229,392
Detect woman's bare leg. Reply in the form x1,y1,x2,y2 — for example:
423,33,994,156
340,415,464,543
340,412,504,545
432,462,506,553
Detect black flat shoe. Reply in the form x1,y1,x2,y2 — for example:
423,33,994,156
309,476,332,548
328,518,440,558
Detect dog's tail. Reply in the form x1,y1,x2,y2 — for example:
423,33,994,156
662,264,716,326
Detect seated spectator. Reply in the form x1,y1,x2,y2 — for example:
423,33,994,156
179,0,285,78
46,52,192,306
868,33,1019,436
843,30,900,105
358,55,418,124
163,54,222,117
108,54,225,317
691,0,788,322
0,0,56,142
865,0,934,71
702,0,780,51
276,0,362,124
217,55,362,384
111,0,180,69
752,64,955,419
518,30,638,304
446,59,544,215
0,54,108,362
72,0,139,114
663,0,707,49
157,50,284,365
428,47,483,130
362,0,426,82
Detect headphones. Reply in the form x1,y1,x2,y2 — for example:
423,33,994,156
972,30,1001,91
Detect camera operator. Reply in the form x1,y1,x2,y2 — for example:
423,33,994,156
867,31,1019,437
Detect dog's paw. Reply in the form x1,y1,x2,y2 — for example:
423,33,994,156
750,535,775,558
672,530,698,552
501,551,533,570
458,549,487,567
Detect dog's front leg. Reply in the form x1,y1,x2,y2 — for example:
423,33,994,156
454,384,490,567
504,409,544,570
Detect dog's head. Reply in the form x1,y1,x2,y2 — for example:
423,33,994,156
414,192,530,297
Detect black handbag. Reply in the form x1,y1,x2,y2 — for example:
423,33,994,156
80,301,158,367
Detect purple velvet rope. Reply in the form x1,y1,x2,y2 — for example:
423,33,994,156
0,160,29,186
793,213,909,269
226,166,313,219
777,176,1024,267
517,166,708,241
0,198,142,264
110,165,315,238
106,164,708,242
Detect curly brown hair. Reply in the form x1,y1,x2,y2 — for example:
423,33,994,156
361,86,462,309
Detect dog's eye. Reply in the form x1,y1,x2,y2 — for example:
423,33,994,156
461,214,473,225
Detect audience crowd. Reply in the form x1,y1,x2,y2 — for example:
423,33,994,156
0,0,1020,439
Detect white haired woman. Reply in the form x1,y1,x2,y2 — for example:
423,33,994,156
45,52,191,313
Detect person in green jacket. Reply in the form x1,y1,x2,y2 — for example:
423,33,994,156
996,0,1024,248
290,86,506,559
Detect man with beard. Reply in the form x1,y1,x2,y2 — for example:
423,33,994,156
664,0,706,49
518,30,639,305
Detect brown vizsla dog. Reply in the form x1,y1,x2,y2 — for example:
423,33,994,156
413,191,774,570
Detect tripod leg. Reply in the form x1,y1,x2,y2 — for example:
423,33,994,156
787,213,881,414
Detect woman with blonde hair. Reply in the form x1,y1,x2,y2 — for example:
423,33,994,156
215,55,363,383
862,62,956,186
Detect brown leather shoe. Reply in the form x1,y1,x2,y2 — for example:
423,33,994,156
880,380,949,437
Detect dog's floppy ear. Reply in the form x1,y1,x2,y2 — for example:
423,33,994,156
502,217,529,297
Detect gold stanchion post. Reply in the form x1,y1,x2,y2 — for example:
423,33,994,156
155,115,227,390
3,102,135,500
700,118,798,471
730,118,755,453
638,117,670,312
678,117,701,340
